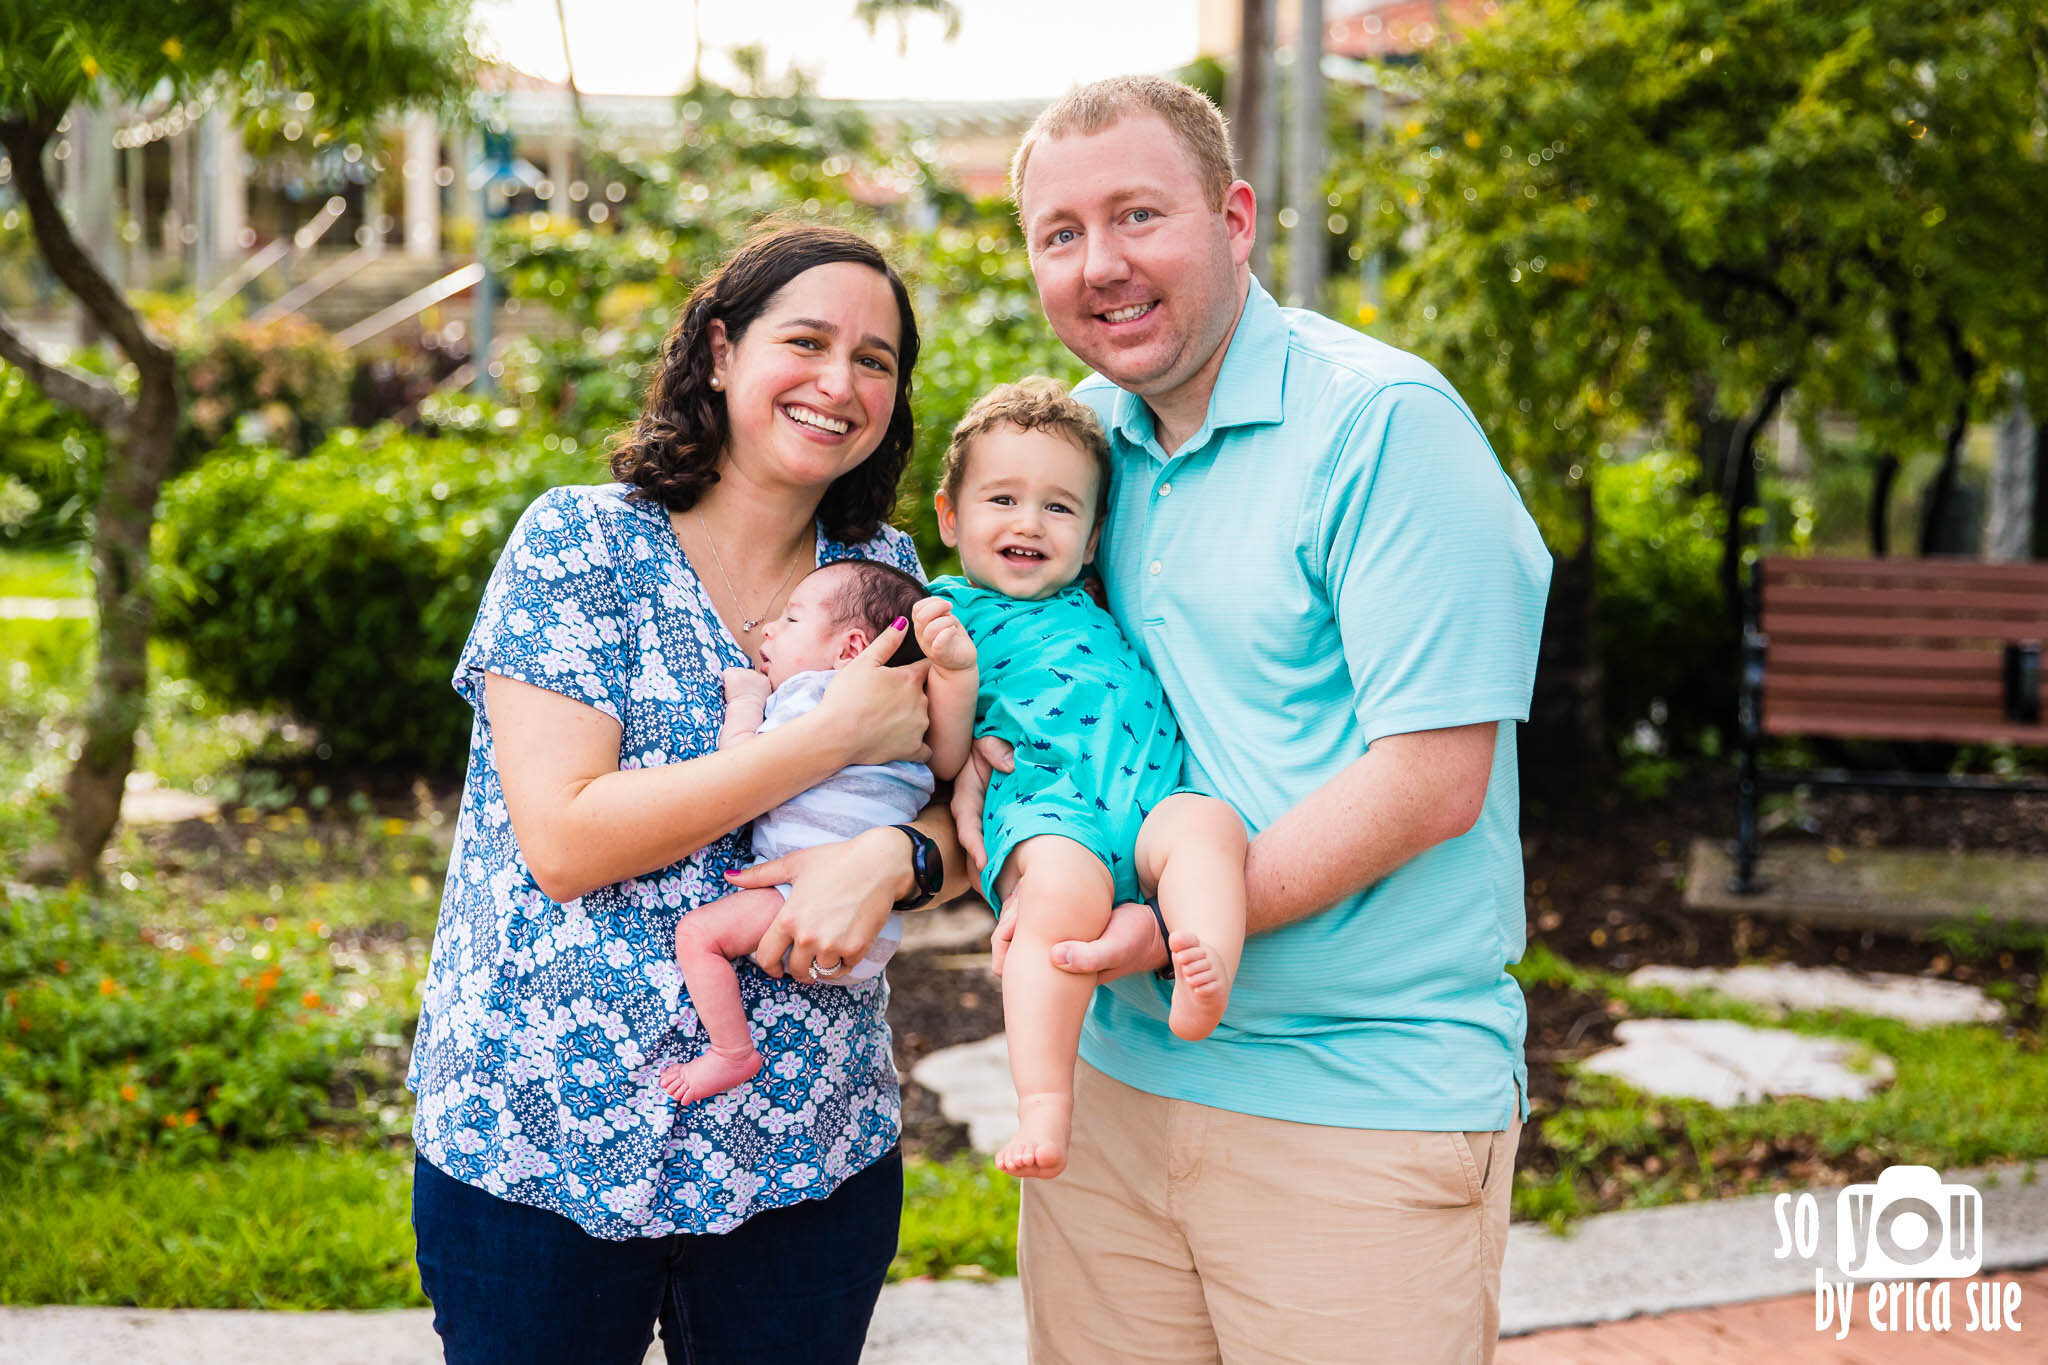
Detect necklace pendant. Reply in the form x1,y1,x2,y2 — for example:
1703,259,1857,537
741,618,760,632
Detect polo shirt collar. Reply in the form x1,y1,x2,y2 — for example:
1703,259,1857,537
1108,277,1290,454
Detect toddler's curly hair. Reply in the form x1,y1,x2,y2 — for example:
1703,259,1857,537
940,377,1111,522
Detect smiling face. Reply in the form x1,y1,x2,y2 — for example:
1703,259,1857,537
709,260,903,497
937,424,1103,601
1018,112,1256,428
756,564,867,689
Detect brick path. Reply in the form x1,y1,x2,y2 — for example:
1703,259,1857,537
1499,1264,2047,1363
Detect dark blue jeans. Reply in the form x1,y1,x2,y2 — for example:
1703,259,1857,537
413,1149,902,1365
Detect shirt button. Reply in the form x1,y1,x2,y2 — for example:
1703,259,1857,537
1157,482,1172,497
1149,560,1162,576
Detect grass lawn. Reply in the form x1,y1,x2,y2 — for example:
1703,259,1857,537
0,545,89,598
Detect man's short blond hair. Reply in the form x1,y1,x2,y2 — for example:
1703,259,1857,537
1010,75,1236,213
942,377,1112,522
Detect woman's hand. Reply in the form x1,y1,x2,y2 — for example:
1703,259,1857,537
809,619,932,767
733,826,914,982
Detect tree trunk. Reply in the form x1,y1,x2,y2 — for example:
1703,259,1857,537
1917,395,1972,557
1870,453,1900,557
1,108,178,883
1984,389,2035,562
1719,376,1794,622
1522,480,1605,795
1690,375,1737,499
60,376,178,879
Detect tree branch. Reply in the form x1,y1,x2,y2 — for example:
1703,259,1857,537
0,307,133,430
0,113,173,378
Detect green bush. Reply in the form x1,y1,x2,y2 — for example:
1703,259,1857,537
1593,452,1735,752
0,887,404,1164
180,314,351,459
0,360,106,546
154,425,598,770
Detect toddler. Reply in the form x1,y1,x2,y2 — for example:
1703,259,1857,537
658,557,932,1105
914,377,1248,1178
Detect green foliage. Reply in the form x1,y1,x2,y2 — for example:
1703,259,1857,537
180,314,351,459
0,1,476,128
1594,452,1734,750
0,886,409,1164
153,426,598,769
893,1155,1021,1281
1361,0,2048,541
0,1143,424,1309
0,359,107,545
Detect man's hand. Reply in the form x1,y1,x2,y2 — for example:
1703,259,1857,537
948,734,1014,874
990,898,1169,982
911,597,977,673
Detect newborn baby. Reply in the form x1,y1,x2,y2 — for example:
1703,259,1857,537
658,558,932,1105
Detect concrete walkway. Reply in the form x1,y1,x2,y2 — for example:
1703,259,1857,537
5,1161,2044,1363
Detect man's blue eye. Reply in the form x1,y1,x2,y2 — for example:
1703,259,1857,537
1050,229,1076,246
1130,210,1152,223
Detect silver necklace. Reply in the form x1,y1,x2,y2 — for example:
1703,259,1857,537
693,509,805,633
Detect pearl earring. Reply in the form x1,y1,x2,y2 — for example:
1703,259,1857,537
710,376,723,390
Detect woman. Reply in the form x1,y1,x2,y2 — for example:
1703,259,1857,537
408,225,968,1365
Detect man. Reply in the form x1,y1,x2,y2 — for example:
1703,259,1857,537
956,76,1553,1363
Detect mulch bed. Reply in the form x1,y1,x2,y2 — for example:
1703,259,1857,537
890,767,2048,1190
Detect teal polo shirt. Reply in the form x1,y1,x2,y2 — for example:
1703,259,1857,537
1073,279,1552,1131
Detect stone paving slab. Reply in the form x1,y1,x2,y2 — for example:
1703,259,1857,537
1629,963,2004,1027
1578,1017,1895,1106
1687,838,2048,931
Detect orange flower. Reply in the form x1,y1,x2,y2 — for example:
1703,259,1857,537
120,1084,139,1102
301,990,323,1009
54,959,69,975
98,977,119,997
162,1114,178,1129
182,1109,200,1127
258,967,282,991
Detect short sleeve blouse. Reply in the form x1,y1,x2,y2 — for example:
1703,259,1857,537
407,482,924,1240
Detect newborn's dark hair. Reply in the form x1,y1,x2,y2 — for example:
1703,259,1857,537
823,560,927,667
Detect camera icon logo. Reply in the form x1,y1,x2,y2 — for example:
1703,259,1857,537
1836,1165,1983,1280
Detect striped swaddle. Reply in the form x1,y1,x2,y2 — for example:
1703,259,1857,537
748,669,936,982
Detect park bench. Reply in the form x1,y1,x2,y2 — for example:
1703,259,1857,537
1731,555,2048,893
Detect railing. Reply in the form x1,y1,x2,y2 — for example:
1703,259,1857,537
334,264,484,350
192,197,347,319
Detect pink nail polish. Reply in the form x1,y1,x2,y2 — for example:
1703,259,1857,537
892,616,908,630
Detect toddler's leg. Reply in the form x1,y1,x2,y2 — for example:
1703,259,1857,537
659,888,784,1104
1135,794,1249,1041
993,835,1115,1180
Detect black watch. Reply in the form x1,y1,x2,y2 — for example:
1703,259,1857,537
890,824,943,910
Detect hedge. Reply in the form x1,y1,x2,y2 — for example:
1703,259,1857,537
155,426,600,770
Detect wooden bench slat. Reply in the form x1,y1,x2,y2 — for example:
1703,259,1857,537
1762,557,2048,593
1760,610,2048,643
1768,584,2048,619
1768,644,2002,675
1761,705,2048,745
1768,673,2008,703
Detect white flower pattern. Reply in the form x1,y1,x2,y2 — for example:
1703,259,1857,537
408,483,921,1240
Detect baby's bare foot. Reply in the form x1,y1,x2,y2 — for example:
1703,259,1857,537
1167,930,1233,1041
997,1093,1073,1180
658,1044,762,1105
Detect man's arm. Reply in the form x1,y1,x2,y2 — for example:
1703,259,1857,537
1242,722,1495,933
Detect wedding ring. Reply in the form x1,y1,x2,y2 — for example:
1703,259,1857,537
808,957,847,981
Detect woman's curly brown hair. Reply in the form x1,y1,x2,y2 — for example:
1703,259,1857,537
610,224,921,545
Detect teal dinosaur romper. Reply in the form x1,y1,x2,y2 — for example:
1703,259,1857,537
927,575,1187,909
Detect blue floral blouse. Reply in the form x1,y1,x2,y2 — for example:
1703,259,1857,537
408,482,924,1240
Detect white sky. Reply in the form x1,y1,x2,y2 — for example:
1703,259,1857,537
478,0,1204,102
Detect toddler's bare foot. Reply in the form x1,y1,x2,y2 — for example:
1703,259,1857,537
658,1043,762,1104
997,1093,1072,1180
1167,930,1233,1041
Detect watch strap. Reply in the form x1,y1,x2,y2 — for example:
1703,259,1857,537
890,824,942,910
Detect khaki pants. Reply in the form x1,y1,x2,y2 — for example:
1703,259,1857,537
1019,1062,1520,1365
